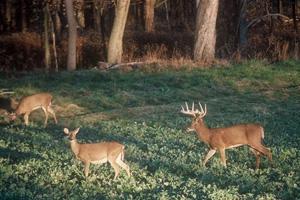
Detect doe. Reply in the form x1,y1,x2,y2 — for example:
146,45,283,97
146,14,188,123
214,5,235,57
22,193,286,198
10,92,57,127
64,128,131,179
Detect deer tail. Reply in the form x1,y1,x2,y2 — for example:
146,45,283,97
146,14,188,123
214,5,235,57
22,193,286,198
261,127,265,139
121,146,125,161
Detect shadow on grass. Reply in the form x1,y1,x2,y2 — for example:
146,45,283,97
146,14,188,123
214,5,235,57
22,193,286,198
135,156,276,198
0,147,42,164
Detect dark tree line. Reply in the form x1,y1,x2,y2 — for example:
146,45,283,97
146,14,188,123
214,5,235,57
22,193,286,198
0,0,299,72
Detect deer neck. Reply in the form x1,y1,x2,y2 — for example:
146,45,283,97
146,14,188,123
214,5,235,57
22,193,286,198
15,106,22,115
195,121,211,144
70,139,80,157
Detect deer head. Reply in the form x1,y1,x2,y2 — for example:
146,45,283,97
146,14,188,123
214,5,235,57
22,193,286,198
64,127,80,140
180,102,207,132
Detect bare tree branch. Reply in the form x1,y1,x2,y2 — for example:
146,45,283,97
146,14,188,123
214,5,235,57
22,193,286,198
247,13,291,29
95,61,154,70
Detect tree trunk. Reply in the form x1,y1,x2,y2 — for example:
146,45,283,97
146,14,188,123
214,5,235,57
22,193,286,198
196,0,200,8
238,0,248,47
76,0,85,28
0,1,4,32
54,12,62,42
49,13,58,72
44,3,51,71
194,0,219,62
21,0,27,32
65,0,77,71
292,0,298,33
100,10,106,42
10,0,16,31
134,1,143,30
107,0,131,64
144,0,156,32
93,0,101,32
164,0,170,30
293,0,298,59
5,0,12,32
278,0,283,14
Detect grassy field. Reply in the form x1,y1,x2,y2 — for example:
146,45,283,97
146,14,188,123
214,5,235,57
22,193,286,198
0,60,299,199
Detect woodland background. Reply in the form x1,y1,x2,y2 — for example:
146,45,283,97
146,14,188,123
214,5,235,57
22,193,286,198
0,0,299,72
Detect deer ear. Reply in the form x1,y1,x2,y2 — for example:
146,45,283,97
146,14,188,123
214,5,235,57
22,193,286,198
63,128,69,135
74,128,80,135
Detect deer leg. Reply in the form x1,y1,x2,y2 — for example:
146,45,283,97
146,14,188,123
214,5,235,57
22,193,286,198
115,153,131,177
109,160,120,180
219,148,227,167
47,106,58,124
24,113,30,126
263,146,272,164
250,148,261,169
41,107,49,127
267,148,273,166
251,144,272,165
203,149,216,166
83,161,90,177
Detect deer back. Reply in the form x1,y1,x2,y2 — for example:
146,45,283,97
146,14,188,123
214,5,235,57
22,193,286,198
74,141,124,162
209,124,264,147
16,93,52,114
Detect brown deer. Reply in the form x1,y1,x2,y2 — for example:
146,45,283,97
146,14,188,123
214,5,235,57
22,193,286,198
10,93,57,127
180,102,272,169
0,89,16,115
64,128,131,180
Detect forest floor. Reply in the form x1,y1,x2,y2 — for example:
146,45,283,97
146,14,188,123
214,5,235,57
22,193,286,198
0,60,299,199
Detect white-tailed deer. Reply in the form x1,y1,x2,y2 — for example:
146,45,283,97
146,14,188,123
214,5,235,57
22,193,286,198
180,102,272,169
64,128,131,180
10,93,57,127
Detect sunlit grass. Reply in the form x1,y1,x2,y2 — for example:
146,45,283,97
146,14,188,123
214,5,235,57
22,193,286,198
0,60,299,199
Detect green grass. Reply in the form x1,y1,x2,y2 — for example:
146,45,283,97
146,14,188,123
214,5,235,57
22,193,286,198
0,60,299,199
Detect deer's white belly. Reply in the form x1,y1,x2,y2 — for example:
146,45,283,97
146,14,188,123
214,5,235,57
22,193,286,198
226,144,243,149
32,106,42,111
91,158,108,164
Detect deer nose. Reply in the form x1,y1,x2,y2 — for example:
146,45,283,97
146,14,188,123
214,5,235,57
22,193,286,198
10,114,16,121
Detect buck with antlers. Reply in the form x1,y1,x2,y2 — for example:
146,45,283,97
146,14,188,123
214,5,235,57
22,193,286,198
180,102,272,169
64,128,131,180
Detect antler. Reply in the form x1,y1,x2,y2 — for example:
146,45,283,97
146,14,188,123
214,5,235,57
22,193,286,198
0,89,14,96
198,102,207,117
180,102,207,118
